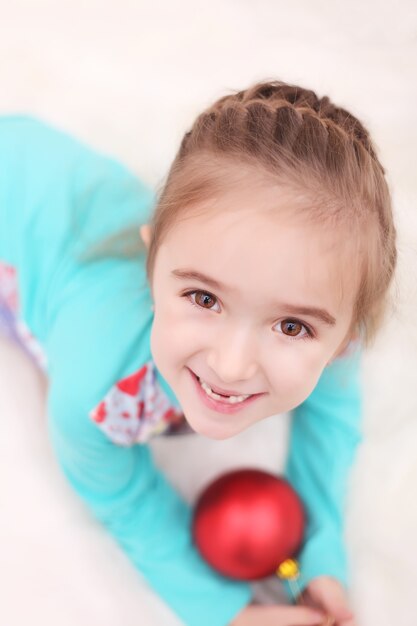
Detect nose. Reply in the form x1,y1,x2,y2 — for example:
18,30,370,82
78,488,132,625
206,326,259,384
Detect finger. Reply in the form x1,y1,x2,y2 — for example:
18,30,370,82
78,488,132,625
327,601,353,621
320,611,357,626
271,605,325,625
299,590,320,609
309,582,353,621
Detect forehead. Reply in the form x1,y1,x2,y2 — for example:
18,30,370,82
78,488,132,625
158,186,358,314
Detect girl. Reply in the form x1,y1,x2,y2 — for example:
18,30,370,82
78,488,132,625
0,80,396,626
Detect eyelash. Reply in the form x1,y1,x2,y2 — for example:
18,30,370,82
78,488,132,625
181,289,315,342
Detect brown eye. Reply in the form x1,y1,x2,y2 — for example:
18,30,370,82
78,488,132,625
183,289,221,312
274,318,313,341
281,320,303,337
193,291,219,310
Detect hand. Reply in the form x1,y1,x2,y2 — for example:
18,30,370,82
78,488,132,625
300,577,356,626
230,603,325,626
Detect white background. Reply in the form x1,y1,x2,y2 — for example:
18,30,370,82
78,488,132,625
0,1,416,625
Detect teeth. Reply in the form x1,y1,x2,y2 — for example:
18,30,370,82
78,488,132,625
198,378,251,404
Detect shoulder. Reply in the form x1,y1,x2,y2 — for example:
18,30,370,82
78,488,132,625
46,256,183,446
46,255,154,439
47,254,153,402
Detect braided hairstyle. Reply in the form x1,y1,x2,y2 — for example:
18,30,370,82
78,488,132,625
146,80,397,345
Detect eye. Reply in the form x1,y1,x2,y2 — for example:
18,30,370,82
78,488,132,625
181,293,314,339
276,319,313,341
182,290,221,313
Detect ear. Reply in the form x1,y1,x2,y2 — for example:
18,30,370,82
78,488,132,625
139,224,152,250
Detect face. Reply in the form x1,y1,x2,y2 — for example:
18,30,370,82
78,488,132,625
147,184,357,439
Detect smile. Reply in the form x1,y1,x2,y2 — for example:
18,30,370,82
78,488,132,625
198,378,251,404
188,368,264,414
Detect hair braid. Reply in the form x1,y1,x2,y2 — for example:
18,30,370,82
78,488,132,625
181,81,382,192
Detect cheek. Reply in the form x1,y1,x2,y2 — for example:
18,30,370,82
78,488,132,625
269,347,326,408
150,316,175,373
154,295,215,351
150,307,203,372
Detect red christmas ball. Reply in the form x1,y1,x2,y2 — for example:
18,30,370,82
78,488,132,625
192,468,305,580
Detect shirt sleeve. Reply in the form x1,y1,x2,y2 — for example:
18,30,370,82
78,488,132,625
284,343,362,593
25,125,252,625
48,377,251,625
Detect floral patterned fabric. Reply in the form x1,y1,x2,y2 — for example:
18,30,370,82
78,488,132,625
90,362,187,445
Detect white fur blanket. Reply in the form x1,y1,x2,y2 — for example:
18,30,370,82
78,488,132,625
0,2,416,625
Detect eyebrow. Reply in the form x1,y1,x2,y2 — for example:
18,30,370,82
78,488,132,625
171,268,337,327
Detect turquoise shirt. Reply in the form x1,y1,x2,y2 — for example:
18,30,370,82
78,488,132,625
0,117,362,625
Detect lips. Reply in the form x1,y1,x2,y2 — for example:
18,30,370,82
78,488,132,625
189,369,255,397
189,368,264,415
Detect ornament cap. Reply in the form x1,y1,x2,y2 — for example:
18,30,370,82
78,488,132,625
276,558,300,580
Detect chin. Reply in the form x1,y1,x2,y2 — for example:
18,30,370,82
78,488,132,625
180,412,239,441
182,409,248,441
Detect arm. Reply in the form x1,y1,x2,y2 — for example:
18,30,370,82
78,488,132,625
47,377,251,626
285,344,362,591
0,117,252,626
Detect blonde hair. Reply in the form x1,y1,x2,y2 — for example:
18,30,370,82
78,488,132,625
146,80,397,345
